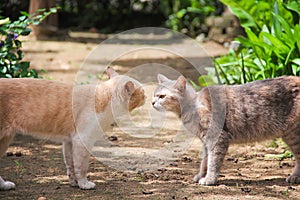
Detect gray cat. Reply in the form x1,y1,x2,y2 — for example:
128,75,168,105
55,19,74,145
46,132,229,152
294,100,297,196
152,74,300,185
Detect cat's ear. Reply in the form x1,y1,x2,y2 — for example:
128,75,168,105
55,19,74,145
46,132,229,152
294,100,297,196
106,66,119,78
157,74,170,84
123,81,135,96
174,76,186,92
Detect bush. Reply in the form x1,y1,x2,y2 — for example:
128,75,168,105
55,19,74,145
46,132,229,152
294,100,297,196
59,0,165,32
162,0,219,38
0,8,57,78
200,0,300,85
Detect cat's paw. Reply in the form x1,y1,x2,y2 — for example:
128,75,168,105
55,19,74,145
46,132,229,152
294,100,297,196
0,181,16,190
69,179,78,187
198,177,217,186
78,181,95,190
286,175,300,184
193,174,202,183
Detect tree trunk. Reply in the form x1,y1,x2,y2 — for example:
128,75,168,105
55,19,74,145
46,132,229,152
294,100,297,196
29,0,58,39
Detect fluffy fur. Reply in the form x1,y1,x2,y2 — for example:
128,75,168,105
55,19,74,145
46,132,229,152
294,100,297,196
0,67,145,190
152,74,300,186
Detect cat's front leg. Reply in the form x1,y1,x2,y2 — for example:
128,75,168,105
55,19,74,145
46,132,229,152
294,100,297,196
72,138,95,190
0,134,16,190
194,146,208,182
0,176,15,190
63,141,77,187
198,137,229,186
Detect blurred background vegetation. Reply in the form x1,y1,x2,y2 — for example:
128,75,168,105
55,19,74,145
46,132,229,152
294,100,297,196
0,0,223,36
0,0,299,83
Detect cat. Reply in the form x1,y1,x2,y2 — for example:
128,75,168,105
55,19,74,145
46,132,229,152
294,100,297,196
152,74,300,186
0,67,146,190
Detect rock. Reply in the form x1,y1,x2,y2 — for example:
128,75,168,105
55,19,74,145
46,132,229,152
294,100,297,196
214,17,230,28
142,190,153,195
6,152,13,157
169,163,178,167
38,197,47,200
226,27,244,38
241,187,251,193
157,168,167,172
182,156,192,162
205,16,215,27
15,152,22,157
108,135,118,141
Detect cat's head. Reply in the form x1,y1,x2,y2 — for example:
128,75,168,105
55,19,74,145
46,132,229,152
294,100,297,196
152,74,187,115
106,66,146,111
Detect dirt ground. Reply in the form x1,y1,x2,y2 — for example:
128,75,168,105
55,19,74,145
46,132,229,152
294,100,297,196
1,32,300,200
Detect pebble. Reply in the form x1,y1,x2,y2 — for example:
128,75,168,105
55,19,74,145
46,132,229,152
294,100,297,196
15,152,22,157
142,190,153,195
108,135,118,141
6,152,13,157
241,187,251,193
182,156,192,162
169,163,178,167
157,168,167,172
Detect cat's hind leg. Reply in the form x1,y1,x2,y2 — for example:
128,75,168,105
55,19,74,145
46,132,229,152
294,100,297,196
0,134,16,190
283,124,300,183
72,136,95,190
194,146,208,182
63,141,77,187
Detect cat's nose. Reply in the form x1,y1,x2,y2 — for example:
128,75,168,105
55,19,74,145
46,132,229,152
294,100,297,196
152,101,155,106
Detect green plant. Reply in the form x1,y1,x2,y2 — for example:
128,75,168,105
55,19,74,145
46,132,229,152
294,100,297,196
221,0,294,34
201,0,300,85
14,160,25,177
265,150,293,161
163,0,216,37
135,172,145,182
0,8,58,78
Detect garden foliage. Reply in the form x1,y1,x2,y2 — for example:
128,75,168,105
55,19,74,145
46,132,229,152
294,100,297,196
201,0,300,86
162,0,218,37
0,8,57,78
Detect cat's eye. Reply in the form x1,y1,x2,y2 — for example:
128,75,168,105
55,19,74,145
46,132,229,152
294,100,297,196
159,94,166,99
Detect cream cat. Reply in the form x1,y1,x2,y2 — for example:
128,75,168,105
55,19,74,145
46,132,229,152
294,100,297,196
152,74,300,186
0,67,145,190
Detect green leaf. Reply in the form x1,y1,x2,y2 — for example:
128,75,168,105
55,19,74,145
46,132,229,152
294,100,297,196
176,9,186,18
18,16,26,21
19,61,30,70
230,6,258,30
272,13,293,38
260,32,290,53
5,74,12,78
292,58,300,65
198,75,216,87
292,64,300,75
14,40,22,48
187,7,203,14
272,2,281,38
220,0,259,30
37,8,46,13
285,1,300,16
17,50,23,60
190,80,200,91
20,28,31,36
49,8,58,13
294,24,300,50
245,28,258,42
20,11,30,17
